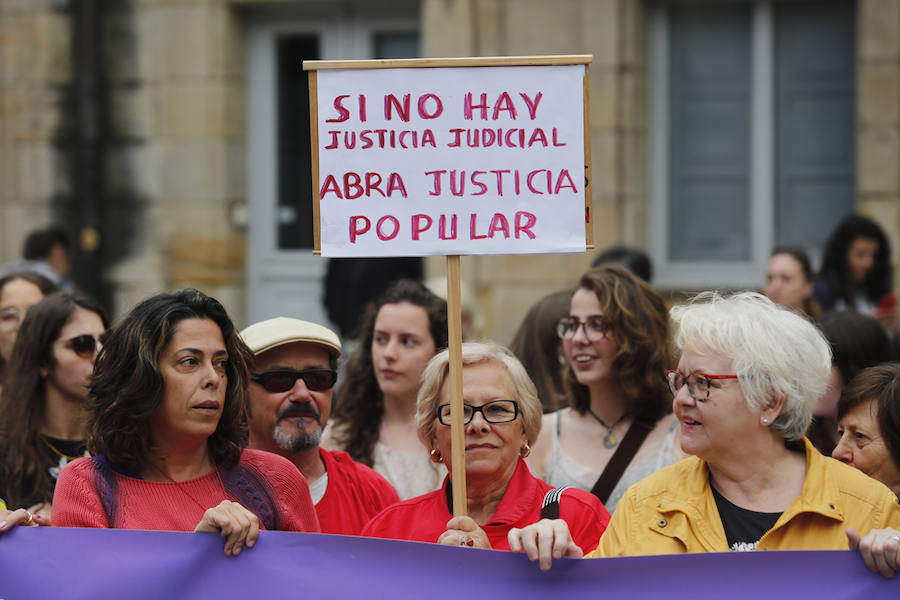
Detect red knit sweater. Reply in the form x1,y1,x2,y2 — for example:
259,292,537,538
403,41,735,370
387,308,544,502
52,449,320,532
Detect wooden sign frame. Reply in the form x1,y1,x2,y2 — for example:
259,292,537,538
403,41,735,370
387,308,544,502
305,55,593,516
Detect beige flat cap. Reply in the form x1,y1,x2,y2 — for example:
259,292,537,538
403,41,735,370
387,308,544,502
240,317,341,358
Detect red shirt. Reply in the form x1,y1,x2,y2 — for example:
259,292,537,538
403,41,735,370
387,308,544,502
316,449,399,535
52,449,320,533
361,458,609,552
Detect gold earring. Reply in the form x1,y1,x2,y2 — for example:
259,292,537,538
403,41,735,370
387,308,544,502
430,448,443,463
520,443,531,458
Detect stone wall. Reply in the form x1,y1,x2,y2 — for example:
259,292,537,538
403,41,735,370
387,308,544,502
0,0,247,321
102,0,247,319
0,1,72,263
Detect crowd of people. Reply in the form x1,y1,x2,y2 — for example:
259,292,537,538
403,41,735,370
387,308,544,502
1,213,900,579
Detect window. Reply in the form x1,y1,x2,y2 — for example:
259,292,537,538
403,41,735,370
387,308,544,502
246,3,420,325
650,0,855,289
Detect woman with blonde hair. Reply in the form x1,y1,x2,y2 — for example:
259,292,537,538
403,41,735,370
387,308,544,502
362,342,609,551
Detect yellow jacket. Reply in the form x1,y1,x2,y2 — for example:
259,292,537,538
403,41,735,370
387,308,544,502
588,438,900,557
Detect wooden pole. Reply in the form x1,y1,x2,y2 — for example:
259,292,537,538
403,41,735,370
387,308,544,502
445,254,467,516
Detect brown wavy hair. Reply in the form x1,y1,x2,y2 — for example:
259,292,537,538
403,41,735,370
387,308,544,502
86,289,252,473
564,265,672,422
330,280,448,466
0,292,107,508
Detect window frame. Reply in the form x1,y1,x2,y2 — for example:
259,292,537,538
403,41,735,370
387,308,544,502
649,1,776,290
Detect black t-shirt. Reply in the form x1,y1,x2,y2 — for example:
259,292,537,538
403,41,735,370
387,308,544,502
0,436,87,509
712,485,782,552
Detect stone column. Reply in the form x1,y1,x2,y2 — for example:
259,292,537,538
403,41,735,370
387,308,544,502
857,0,900,278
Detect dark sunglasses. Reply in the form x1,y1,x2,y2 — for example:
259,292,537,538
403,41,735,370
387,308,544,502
251,368,337,393
66,334,100,359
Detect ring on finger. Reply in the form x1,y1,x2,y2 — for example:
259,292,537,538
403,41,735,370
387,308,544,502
890,535,900,545
459,535,474,547
23,510,34,526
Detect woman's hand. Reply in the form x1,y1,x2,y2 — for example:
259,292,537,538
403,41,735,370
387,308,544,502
437,516,491,549
194,500,260,556
26,502,52,527
848,527,900,578
0,507,43,534
508,518,583,571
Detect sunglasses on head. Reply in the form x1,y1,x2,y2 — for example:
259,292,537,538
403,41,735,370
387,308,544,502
66,334,100,359
251,368,337,393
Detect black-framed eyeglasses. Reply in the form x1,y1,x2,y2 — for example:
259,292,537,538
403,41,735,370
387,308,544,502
66,334,101,359
556,315,612,341
437,400,519,426
665,370,738,402
251,368,337,393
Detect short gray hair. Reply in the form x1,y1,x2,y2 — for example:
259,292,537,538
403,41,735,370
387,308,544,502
670,291,831,441
416,342,543,448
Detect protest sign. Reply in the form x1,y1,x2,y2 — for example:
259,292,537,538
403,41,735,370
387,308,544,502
305,56,592,257
0,527,895,600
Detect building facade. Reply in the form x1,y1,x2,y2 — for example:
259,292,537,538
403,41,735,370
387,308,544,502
1,0,897,344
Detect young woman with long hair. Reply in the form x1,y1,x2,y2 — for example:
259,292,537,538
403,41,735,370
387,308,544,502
527,265,682,512
0,291,107,522
323,279,448,499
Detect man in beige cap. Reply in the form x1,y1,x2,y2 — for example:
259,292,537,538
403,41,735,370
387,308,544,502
240,317,399,535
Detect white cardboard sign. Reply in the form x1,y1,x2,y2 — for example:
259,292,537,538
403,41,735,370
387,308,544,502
313,64,587,257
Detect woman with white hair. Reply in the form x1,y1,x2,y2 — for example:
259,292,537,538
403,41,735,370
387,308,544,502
362,342,610,552
511,292,900,577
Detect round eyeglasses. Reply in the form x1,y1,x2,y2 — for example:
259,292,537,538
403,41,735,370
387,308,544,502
665,370,738,402
437,400,519,426
556,315,611,341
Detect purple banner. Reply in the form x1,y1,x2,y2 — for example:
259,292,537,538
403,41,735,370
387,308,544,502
0,527,896,599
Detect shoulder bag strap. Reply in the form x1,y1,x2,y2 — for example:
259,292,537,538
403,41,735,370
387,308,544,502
589,418,655,504
540,486,571,520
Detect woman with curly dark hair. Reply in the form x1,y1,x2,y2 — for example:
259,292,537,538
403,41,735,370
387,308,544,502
323,279,448,499
51,289,319,555
527,265,682,512
814,214,893,315
0,292,106,526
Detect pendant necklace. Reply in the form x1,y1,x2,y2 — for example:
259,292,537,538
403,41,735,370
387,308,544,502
152,458,227,513
587,409,628,449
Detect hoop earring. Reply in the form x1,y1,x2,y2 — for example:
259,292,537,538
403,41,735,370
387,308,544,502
520,443,531,458
430,448,443,463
